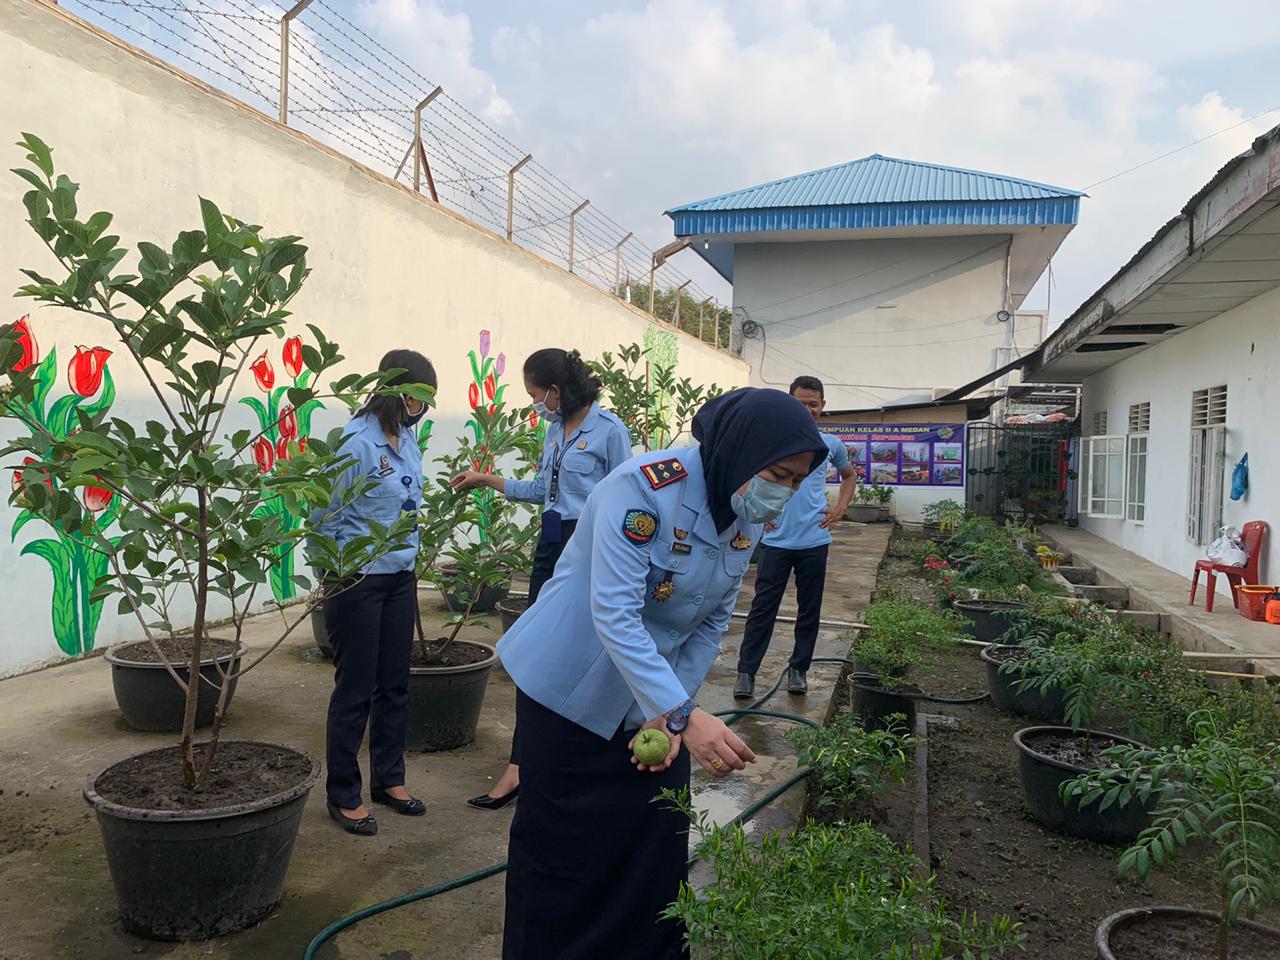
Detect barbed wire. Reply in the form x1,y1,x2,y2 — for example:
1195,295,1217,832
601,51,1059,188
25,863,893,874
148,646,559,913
63,0,731,349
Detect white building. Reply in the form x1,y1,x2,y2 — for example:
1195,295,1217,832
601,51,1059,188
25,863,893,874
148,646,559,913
1025,124,1280,595
666,155,1080,410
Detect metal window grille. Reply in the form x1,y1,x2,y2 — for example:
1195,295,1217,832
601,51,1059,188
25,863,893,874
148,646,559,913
1191,386,1227,428
1128,402,1150,433
1090,410,1108,435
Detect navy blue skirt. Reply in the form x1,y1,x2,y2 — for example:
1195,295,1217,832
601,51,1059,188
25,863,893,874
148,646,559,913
503,689,690,960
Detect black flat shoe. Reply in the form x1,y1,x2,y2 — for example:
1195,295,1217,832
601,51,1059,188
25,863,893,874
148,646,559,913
370,788,427,816
467,787,518,810
327,800,378,836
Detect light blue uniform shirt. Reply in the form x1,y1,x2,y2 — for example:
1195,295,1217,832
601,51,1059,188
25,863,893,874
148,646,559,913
763,433,850,551
309,414,424,575
498,448,761,738
503,402,632,521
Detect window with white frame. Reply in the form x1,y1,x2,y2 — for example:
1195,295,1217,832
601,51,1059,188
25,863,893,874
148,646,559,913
1086,435,1126,518
1125,402,1150,523
1186,386,1227,545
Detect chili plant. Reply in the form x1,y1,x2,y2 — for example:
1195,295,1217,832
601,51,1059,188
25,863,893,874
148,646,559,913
2,134,428,788
785,712,918,811
1063,712,1280,960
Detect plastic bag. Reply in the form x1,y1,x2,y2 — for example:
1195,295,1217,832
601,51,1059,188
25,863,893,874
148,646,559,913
1206,526,1249,567
1231,453,1249,501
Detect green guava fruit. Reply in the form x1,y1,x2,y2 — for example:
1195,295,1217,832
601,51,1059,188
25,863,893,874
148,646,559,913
632,728,671,766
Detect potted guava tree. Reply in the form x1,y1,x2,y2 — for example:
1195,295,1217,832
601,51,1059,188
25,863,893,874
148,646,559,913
2,135,427,940
1071,712,1280,959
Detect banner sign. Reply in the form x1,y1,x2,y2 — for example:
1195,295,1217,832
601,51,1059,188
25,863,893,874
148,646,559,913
819,423,965,487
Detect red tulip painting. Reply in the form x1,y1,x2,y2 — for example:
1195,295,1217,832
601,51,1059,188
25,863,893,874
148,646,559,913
464,330,517,542
67,345,112,397
6,319,118,657
239,337,323,602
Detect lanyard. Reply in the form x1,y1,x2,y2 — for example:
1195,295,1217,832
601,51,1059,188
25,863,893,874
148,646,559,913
547,428,584,506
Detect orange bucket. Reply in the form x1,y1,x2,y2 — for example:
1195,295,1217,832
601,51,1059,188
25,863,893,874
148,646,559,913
1234,584,1278,621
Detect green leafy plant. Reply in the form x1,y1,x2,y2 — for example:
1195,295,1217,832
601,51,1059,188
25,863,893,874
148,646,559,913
856,598,965,684
589,341,720,450
921,498,964,533
660,790,1024,959
1063,712,1280,960
785,713,918,810
2,134,426,788
855,480,893,506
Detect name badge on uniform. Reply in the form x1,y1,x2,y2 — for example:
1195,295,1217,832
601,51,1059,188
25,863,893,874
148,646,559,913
540,509,563,544
671,541,692,555
376,454,394,478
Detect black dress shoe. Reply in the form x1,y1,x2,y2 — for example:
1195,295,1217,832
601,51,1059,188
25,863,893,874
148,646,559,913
371,787,427,816
327,800,378,836
467,787,519,810
733,673,755,701
787,669,808,694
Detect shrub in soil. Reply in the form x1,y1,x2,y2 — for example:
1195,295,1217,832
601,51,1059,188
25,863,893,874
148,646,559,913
1066,711,1280,960
660,790,1024,959
2,135,427,939
785,712,918,812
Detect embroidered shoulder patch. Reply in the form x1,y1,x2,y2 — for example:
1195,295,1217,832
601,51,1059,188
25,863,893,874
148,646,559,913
622,509,659,546
641,457,686,490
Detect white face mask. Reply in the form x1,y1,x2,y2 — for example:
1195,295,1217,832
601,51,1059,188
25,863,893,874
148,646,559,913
730,475,796,524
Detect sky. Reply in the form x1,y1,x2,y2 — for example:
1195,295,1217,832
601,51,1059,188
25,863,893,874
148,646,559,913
327,0,1280,326
74,0,1280,326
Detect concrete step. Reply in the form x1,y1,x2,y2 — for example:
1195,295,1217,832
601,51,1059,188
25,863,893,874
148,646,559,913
1117,609,1165,634
1073,584,1131,610
1059,565,1097,586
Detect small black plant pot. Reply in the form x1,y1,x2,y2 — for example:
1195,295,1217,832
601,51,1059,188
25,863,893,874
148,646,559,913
849,674,923,730
310,604,333,659
436,568,510,614
496,597,529,632
406,640,499,752
1096,906,1280,960
84,741,320,940
1014,726,1151,843
953,599,1029,644
980,645,1065,721
105,639,240,733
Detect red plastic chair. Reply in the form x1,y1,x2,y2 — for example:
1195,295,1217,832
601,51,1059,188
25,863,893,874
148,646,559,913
1189,521,1268,613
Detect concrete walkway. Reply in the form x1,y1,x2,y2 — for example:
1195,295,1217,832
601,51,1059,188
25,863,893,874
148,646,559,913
1046,525,1280,677
0,522,890,960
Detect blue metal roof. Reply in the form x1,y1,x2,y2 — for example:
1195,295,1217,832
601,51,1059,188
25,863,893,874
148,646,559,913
667,154,1082,238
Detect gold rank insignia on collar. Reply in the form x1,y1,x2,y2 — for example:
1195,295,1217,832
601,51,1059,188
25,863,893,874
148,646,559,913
641,457,686,490
577,440,587,450
673,527,688,541
731,531,753,551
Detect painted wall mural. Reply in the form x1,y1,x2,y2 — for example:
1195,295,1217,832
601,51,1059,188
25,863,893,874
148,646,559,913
465,329,506,543
7,316,120,656
239,335,325,603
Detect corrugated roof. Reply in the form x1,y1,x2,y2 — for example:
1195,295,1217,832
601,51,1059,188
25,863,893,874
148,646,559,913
668,154,1083,214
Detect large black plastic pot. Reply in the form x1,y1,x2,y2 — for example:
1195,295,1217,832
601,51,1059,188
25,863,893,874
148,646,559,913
849,675,923,731
83,742,320,940
310,604,333,659
436,567,510,614
1014,726,1151,843
496,597,529,633
954,599,1029,643
980,645,1066,721
406,640,499,751
1096,906,1280,959
105,640,240,732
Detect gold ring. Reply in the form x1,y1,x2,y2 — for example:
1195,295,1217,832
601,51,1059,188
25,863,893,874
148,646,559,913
711,758,724,770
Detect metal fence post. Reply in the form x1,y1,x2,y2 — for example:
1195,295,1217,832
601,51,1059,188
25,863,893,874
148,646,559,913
506,154,533,242
567,199,590,273
613,232,632,295
698,297,711,342
672,279,691,326
413,86,443,199
278,0,316,125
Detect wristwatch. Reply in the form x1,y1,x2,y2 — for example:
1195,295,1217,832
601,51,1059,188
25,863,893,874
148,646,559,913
665,699,697,734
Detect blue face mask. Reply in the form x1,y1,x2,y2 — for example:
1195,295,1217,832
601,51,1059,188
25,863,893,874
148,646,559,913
532,388,561,424
730,475,795,524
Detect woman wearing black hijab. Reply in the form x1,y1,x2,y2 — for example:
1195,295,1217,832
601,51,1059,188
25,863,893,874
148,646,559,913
496,387,827,959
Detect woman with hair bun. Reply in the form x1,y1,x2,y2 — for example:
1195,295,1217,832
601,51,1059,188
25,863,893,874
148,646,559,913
453,347,632,809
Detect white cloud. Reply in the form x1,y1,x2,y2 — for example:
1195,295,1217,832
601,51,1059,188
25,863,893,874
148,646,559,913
491,23,543,70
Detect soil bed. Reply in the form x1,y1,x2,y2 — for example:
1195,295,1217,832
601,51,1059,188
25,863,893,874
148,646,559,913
870,532,1280,960
93,742,313,810
1111,913,1277,960
1025,730,1130,769
411,638,492,668
111,636,238,664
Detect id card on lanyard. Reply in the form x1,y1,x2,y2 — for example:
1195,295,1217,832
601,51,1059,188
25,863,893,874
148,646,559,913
542,429,582,544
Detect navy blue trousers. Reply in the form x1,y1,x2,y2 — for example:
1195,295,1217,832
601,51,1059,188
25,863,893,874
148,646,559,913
736,543,830,676
324,570,415,808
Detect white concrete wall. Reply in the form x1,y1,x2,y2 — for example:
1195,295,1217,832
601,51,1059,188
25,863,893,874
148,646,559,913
1078,283,1280,600
733,235,1014,409
0,0,747,676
